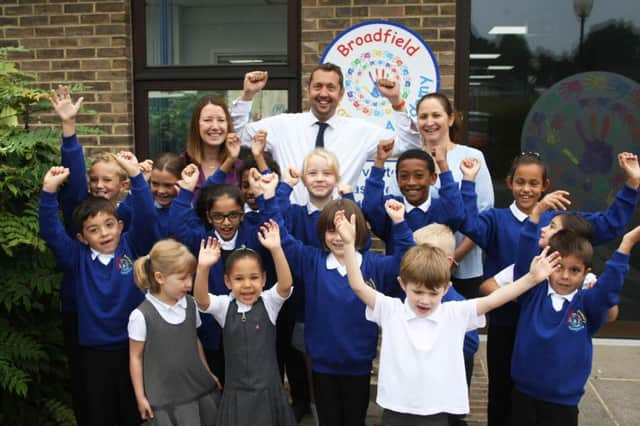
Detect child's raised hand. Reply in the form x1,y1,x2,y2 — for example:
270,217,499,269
179,163,200,191
42,166,70,192
136,396,154,421
375,139,395,165
251,130,267,158
284,167,300,188
460,157,481,180
619,225,640,254
260,171,279,198
139,159,153,182
242,71,269,100
48,84,83,122
338,183,353,197
225,133,241,160
334,209,356,246
248,168,264,195
199,237,221,268
432,145,449,172
534,190,571,214
257,219,281,251
384,198,405,224
618,152,640,189
529,246,561,283
114,151,140,177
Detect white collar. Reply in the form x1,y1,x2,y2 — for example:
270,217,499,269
215,230,238,250
547,283,578,311
326,252,362,276
228,292,259,313
90,248,114,266
306,202,321,215
402,297,442,322
307,110,337,128
146,292,187,310
509,201,529,222
405,195,431,214
244,203,256,213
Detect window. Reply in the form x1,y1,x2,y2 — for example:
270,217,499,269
457,0,640,336
132,0,299,158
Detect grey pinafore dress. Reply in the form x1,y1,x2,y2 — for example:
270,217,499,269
138,296,220,426
216,298,296,426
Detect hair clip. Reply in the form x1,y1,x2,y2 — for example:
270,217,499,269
236,245,258,254
518,151,541,159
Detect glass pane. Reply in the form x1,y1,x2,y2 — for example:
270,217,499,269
147,89,288,157
145,0,288,66
470,1,640,328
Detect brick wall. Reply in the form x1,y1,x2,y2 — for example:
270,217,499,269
300,0,456,108
1,0,133,154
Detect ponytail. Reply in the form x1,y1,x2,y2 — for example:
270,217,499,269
133,239,197,295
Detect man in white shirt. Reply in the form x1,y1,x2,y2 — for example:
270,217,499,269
230,64,422,204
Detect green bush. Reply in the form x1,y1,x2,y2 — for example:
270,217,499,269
0,48,76,425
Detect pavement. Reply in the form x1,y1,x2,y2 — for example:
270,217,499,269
299,337,640,425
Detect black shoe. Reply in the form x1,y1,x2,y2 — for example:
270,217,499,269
292,402,311,423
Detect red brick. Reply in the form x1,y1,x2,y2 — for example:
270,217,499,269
20,38,48,48
405,5,438,15
0,17,19,26
36,49,65,59
80,59,111,69
20,60,50,71
78,37,111,47
65,26,95,36
50,38,79,47
95,24,126,35
5,27,34,37
34,4,63,14
66,48,96,58
36,72,65,83
51,60,81,70
336,7,368,17
81,14,111,25
19,15,48,26
439,28,455,39
66,71,96,81
97,47,127,57
95,2,125,12
96,70,128,80
4,5,33,15
64,3,94,13
421,16,455,27
50,15,80,25
370,6,404,16
35,27,64,37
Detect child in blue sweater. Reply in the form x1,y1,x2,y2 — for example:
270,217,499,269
169,165,278,384
147,152,187,237
362,139,466,255
275,196,415,426
337,209,560,425
510,226,640,426
459,152,640,425
39,151,158,425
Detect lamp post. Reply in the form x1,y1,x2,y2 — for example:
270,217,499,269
574,0,594,68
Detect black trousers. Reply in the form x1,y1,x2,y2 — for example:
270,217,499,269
78,346,140,426
62,311,87,425
487,324,517,426
312,371,370,426
382,409,449,426
511,389,578,426
276,297,311,408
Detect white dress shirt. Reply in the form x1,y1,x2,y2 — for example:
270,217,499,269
128,293,202,341
231,99,421,204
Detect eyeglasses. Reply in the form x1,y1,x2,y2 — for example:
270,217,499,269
209,211,244,224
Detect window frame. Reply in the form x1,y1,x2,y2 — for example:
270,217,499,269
131,0,301,159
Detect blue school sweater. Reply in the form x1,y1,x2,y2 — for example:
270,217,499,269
442,287,480,360
460,180,638,326
168,189,277,351
511,251,628,406
39,174,158,349
363,167,465,255
276,200,415,375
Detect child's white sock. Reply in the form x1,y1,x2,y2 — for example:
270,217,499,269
310,402,319,426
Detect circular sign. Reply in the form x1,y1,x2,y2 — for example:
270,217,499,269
521,71,640,210
321,20,440,130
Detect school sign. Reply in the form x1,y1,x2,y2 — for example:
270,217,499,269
321,20,440,131
321,20,440,201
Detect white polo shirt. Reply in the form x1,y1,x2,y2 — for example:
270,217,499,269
366,292,485,416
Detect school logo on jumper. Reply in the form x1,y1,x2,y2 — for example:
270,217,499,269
116,254,133,275
321,20,440,130
566,309,587,332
